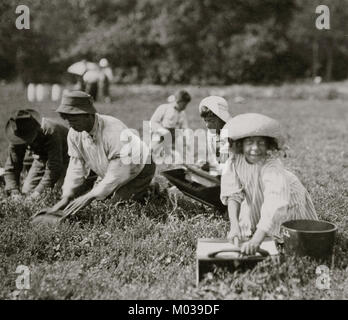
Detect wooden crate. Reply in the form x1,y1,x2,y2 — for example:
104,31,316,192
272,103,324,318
196,238,279,286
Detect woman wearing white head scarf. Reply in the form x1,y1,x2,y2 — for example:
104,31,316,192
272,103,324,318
198,96,232,175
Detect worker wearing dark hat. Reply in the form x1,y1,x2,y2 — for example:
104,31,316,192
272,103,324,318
37,91,157,221
4,109,69,200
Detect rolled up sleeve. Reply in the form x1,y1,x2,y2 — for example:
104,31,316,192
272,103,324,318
4,144,27,192
220,158,245,205
87,158,132,200
61,133,88,198
88,127,145,200
33,132,65,193
62,157,89,198
150,105,166,132
4,144,27,191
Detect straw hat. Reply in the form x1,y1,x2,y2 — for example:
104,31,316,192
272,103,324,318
199,96,232,123
55,91,96,114
222,113,285,147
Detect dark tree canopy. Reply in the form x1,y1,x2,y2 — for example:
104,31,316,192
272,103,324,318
1,0,347,84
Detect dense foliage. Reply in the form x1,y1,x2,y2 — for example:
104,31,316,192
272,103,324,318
1,0,348,84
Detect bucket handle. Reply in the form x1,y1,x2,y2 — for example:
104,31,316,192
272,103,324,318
208,247,269,258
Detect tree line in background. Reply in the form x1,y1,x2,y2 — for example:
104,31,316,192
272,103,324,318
1,0,348,85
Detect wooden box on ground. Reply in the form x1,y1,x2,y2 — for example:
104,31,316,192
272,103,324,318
196,238,279,286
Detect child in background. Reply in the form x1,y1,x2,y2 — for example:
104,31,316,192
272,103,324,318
99,58,113,103
220,113,318,255
83,69,100,101
197,96,232,175
150,90,191,163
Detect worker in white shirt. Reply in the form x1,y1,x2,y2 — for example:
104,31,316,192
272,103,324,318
40,91,157,220
150,90,191,164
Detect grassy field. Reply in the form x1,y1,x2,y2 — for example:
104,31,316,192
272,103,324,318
0,82,348,300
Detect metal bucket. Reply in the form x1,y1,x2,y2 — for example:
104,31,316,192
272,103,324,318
281,220,337,260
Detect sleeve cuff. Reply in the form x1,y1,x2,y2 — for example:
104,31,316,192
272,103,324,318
221,192,244,205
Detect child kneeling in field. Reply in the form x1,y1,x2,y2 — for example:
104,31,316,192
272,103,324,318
220,113,318,255
150,90,191,163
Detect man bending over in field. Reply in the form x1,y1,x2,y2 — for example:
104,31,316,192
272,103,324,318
4,109,69,201
34,91,157,222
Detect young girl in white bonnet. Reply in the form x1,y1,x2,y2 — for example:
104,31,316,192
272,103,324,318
197,96,232,175
220,113,318,255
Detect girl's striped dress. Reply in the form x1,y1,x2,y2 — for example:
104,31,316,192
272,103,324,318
220,154,318,238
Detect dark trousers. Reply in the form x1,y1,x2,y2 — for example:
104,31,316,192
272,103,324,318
99,77,110,98
111,162,156,203
21,152,67,194
75,162,156,203
85,81,98,101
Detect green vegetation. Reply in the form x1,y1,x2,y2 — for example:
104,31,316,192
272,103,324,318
0,83,347,299
2,0,348,84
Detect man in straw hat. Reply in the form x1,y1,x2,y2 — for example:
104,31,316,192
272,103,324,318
4,109,69,200
32,91,157,224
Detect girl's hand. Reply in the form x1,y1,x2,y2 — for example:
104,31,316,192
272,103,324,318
240,240,260,255
227,224,241,246
240,229,266,255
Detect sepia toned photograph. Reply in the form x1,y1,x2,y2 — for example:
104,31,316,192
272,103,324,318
0,0,347,303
